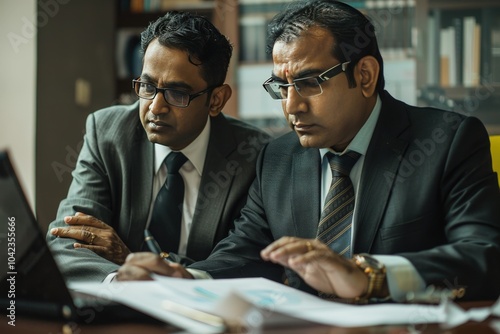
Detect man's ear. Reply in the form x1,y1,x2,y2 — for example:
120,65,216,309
356,56,379,98
208,84,232,116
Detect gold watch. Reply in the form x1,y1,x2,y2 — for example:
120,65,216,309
352,253,387,301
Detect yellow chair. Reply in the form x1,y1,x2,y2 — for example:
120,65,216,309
491,135,500,186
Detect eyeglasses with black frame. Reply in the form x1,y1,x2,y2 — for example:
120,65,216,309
262,61,351,100
132,79,214,108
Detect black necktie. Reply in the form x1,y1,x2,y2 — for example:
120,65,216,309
148,151,188,253
316,151,360,258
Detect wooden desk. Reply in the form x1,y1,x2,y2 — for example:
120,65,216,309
3,301,497,334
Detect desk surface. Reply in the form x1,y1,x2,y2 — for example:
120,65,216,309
3,301,498,334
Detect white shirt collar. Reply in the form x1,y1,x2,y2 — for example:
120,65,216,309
154,116,211,176
320,94,382,158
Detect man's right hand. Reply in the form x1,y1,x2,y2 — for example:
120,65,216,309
116,252,194,281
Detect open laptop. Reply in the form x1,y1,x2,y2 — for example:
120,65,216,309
0,150,157,324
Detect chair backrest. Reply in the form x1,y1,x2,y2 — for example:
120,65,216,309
490,135,500,186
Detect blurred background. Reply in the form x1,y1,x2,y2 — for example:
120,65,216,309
1,0,499,231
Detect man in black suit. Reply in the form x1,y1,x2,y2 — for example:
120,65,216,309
117,1,500,302
47,11,271,282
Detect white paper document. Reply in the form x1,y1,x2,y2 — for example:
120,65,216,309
70,277,500,333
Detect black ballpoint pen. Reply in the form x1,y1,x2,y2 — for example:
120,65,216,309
144,229,173,262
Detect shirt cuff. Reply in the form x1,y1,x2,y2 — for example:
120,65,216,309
373,255,426,302
102,272,117,283
186,268,212,279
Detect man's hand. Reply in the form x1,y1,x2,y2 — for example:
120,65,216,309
50,212,131,265
116,252,194,281
261,237,368,299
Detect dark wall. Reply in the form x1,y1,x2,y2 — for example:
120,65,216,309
36,0,115,231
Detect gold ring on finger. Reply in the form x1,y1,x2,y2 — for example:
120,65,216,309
89,233,96,245
306,241,313,253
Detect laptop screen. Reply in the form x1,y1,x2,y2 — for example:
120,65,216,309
0,151,74,316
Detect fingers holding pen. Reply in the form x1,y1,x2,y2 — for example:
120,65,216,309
116,252,194,281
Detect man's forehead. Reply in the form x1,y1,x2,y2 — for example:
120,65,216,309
271,29,337,77
274,27,335,54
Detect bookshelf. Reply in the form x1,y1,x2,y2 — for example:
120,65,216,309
415,0,500,134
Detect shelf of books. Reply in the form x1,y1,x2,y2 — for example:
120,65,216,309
416,0,500,133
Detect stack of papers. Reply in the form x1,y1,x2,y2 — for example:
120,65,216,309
70,277,500,333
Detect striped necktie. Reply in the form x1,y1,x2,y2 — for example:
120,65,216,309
316,151,361,258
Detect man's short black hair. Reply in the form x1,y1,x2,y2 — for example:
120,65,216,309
141,11,233,88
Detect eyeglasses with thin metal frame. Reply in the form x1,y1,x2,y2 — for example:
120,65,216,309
262,61,351,100
132,79,214,108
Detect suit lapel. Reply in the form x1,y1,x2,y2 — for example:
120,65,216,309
292,146,322,239
127,121,154,251
353,92,411,253
188,115,235,259
286,143,321,294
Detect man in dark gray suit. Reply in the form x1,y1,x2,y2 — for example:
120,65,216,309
117,1,500,302
47,11,271,282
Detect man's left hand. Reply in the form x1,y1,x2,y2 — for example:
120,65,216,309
50,212,131,265
261,236,368,299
